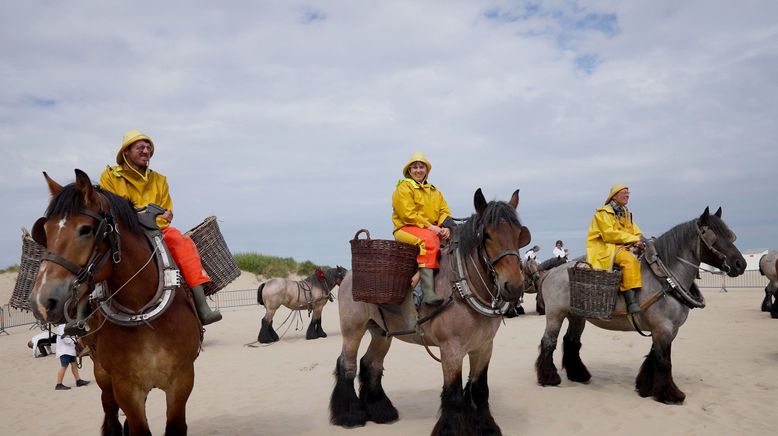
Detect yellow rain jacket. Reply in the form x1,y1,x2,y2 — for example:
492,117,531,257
391,152,451,233
99,131,172,228
586,204,643,270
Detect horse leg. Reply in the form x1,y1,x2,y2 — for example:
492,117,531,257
432,345,475,436
358,327,398,423
306,303,327,340
761,285,771,312
636,338,686,404
536,288,546,315
113,382,152,436
535,311,564,386
164,365,194,435
96,364,122,436
258,308,279,343
562,315,591,383
330,321,368,427
464,343,501,436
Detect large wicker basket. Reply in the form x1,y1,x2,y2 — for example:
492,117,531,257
10,228,46,311
183,216,240,296
350,229,419,305
568,261,620,320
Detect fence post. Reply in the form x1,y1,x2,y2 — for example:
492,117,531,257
0,305,9,335
719,272,728,293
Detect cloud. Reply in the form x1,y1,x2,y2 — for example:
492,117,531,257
1,0,776,271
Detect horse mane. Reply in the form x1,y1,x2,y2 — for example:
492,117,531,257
652,214,732,262
45,184,142,236
458,201,521,255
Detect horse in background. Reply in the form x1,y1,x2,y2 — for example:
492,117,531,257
29,170,201,435
257,266,347,343
330,189,530,435
522,255,567,315
759,250,778,318
536,207,745,404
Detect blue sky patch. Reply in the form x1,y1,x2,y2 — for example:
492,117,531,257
25,96,57,108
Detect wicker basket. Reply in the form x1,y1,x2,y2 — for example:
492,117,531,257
183,216,240,296
10,228,46,311
350,229,419,305
568,261,620,320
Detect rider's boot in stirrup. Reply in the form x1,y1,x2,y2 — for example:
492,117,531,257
623,288,641,314
420,268,443,306
192,284,222,325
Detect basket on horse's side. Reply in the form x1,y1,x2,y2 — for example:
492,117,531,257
10,228,46,311
568,261,620,320
183,216,240,296
350,229,419,305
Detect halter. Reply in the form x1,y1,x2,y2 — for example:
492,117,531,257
37,194,122,318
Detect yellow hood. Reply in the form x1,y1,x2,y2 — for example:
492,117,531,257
402,151,432,179
116,130,155,165
604,183,628,205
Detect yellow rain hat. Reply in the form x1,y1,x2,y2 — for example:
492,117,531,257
604,183,628,205
402,151,432,178
116,130,154,165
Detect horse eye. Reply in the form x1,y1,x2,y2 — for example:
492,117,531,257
78,225,93,237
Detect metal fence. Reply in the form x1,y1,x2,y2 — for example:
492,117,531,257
695,270,768,289
1,288,259,332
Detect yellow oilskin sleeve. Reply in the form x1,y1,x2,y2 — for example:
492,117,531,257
586,206,642,271
99,165,173,228
391,178,452,233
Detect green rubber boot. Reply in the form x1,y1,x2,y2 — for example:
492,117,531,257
192,284,222,325
420,268,443,306
623,288,641,314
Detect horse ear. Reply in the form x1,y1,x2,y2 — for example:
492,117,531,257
474,188,487,215
74,169,95,206
699,206,711,224
714,207,722,218
518,226,531,248
43,171,62,196
508,189,520,209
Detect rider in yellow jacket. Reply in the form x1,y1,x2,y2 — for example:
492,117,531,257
99,130,222,325
586,184,645,314
392,151,455,305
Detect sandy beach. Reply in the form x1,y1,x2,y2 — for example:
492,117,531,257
1,271,775,436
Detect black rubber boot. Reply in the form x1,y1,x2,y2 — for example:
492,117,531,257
192,284,222,325
420,268,443,306
623,288,641,314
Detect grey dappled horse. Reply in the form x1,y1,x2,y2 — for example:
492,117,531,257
257,266,347,343
759,250,778,318
330,189,530,435
536,207,746,404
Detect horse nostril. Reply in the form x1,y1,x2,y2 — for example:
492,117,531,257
44,298,58,312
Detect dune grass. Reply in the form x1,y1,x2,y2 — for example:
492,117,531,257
232,253,328,278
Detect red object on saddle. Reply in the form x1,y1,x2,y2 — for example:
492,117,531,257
316,268,325,281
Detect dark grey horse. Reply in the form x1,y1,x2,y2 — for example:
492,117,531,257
536,207,746,404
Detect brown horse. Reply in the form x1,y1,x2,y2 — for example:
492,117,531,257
330,189,531,435
28,169,201,435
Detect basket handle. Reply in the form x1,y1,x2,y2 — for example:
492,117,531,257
573,261,594,270
353,229,371,240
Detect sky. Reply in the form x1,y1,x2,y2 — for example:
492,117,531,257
1,0,777,271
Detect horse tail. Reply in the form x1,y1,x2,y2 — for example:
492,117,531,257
257,283,266,306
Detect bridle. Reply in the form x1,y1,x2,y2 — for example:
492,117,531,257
450,221,524,317
35,193,122,318
676,221,735,274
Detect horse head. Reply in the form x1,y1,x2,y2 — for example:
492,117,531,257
697,207,746,277
466,188,530,302
333,265,348,286
29,169,140,324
